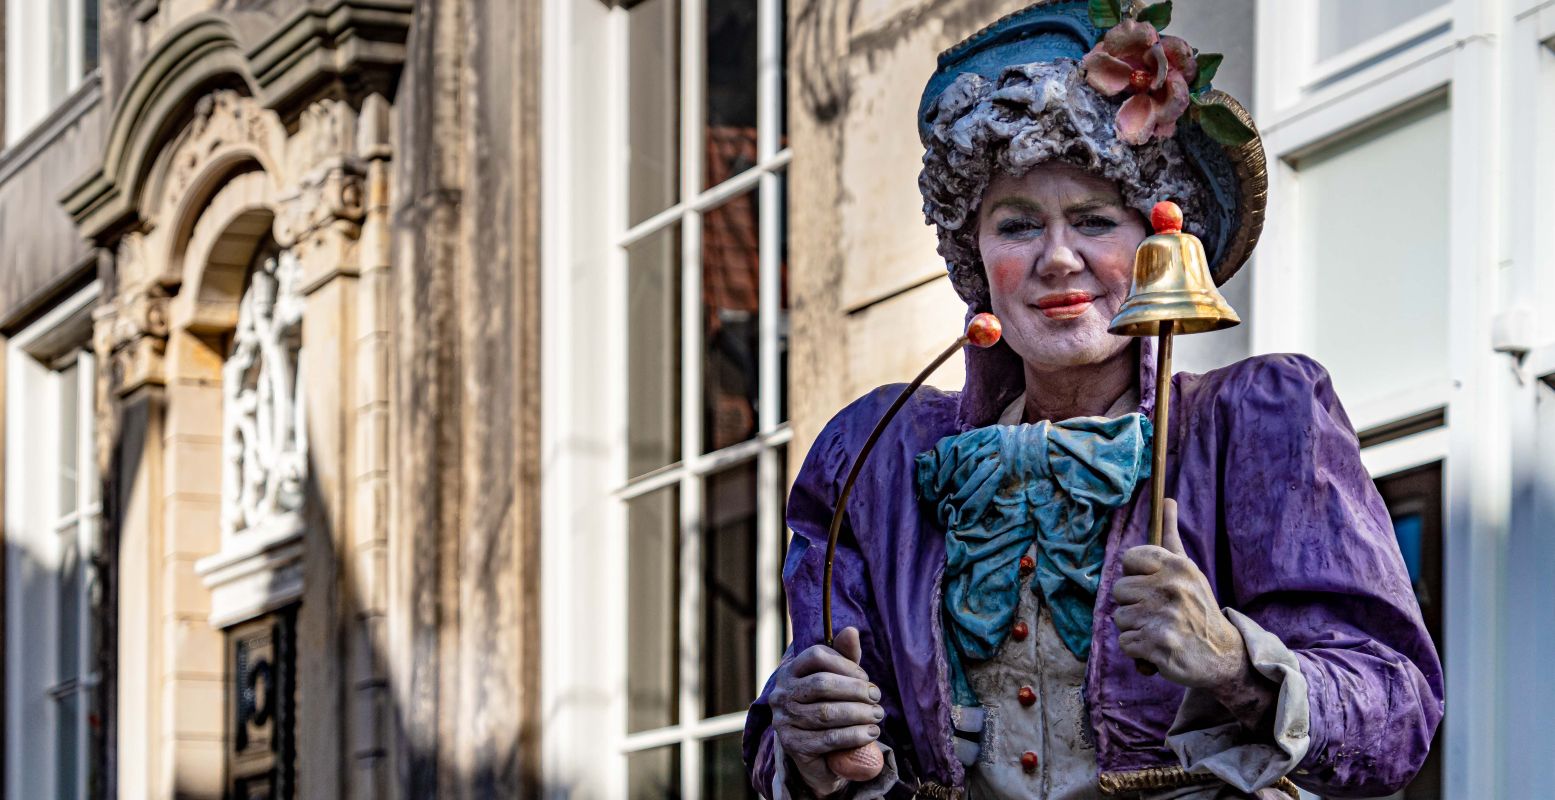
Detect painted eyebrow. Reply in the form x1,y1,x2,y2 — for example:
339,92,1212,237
985,196,1124,216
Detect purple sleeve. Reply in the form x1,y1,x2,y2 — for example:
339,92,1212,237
743,392,905,797
1218,355,1444,797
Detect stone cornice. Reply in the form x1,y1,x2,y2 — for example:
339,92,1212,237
60,2,413,244
60,15,253,242
248,1,414,118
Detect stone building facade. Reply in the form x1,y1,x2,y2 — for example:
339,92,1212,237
2,1,539,798
0,0,1552,798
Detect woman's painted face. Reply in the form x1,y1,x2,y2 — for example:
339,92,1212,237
976,162,1147,373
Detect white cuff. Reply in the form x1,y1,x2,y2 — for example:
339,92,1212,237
1165,608,1311,794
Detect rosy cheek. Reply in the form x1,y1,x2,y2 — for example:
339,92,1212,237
983,250,1028,297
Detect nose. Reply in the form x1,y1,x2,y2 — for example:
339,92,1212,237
1035,229,1084,282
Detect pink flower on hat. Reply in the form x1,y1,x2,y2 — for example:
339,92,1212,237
1081,19,1198,145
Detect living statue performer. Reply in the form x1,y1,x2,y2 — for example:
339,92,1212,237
743,1,1444,798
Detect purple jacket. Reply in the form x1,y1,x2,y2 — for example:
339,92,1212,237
744,341,1443,798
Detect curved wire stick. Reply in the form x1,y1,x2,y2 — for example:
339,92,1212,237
821,335,969,646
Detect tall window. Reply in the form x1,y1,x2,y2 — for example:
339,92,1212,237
4,0,100,146
617,0,789,793
5,287,101,800
1256,2,1476,796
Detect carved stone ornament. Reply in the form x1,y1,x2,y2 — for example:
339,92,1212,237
160,90,278,222
273,164,366,248
100,271,172,397
221,247,308,543
197,248,309,628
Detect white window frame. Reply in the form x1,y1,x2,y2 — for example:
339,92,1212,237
3,0,99,147
542,0,791,794
4,282,101,800
1257,1,1555,797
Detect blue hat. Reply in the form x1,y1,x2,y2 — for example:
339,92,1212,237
917,0,1267,287
917,0,1100,145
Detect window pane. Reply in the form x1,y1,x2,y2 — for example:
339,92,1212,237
1316,0,1446,61
1374,462,1443,800
49,0,68,102
628,744,682,799
778,0,788,142
81,355,99,505
703,192,760,453
628,225,684,478
56,690,80,799
776,445,790,655
627,487,680,733
1294,100,1449,412
628,0,680,226
703,732,758,799
83,0,99,76
703,461,757,718
705,0,758,190
777,171,789,424
58,361,79,515
58,528,80,681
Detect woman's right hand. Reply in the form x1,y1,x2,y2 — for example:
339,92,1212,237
768,627,886,796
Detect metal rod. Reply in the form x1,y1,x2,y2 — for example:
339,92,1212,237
1149,320,1174,548
1134,321,1175,677
822,335,969,645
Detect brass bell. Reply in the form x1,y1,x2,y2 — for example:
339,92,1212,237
1108,204,1240,337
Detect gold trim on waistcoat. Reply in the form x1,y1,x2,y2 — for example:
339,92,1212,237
1096,766,1299,797
914,767,1299,797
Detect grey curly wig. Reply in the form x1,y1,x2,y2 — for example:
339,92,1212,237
919,59,1218,309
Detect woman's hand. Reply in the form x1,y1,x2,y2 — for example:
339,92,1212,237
768,627,886,795
1112,500,1278,726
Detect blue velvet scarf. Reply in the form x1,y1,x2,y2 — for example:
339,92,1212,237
915,414,1152,706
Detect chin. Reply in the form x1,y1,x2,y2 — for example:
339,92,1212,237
1010,322,1132,371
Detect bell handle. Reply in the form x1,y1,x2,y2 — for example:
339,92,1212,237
1135,320,1174,676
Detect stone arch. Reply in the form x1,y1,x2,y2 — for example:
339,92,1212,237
61,14,261,241
171,170,280,338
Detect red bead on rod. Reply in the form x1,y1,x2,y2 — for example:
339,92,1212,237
1151,200,1184,234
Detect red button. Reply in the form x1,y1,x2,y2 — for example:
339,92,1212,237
1019,555,1036,574
1018,686,1036,707
1011,621,1029,641
1021,751,1038,772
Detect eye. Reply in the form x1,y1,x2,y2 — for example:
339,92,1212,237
1075,215,1119,234
995,217,1042,237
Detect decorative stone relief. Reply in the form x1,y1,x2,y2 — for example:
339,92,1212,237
159,90,280,226
198,248,309,629
221,247,308,542
274,164,366,247
98,245,172,398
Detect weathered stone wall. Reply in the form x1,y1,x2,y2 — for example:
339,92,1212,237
45,2,540,798
0,84,104,330
786,0,1256,462
389,0,543,795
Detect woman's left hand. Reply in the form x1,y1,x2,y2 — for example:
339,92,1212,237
1111,499,1247,690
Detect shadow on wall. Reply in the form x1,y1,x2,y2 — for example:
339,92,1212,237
93,381,542,799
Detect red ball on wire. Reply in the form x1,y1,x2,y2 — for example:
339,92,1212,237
967,313,1002,348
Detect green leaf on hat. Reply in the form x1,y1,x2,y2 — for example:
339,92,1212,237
1089,0,1123,28
1191,94,1256,146
1136,1,1172,31
1191,52,1223,93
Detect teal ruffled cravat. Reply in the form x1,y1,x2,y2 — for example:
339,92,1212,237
915,413,1152,706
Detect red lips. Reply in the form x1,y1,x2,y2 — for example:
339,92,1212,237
1035,291,1094,319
